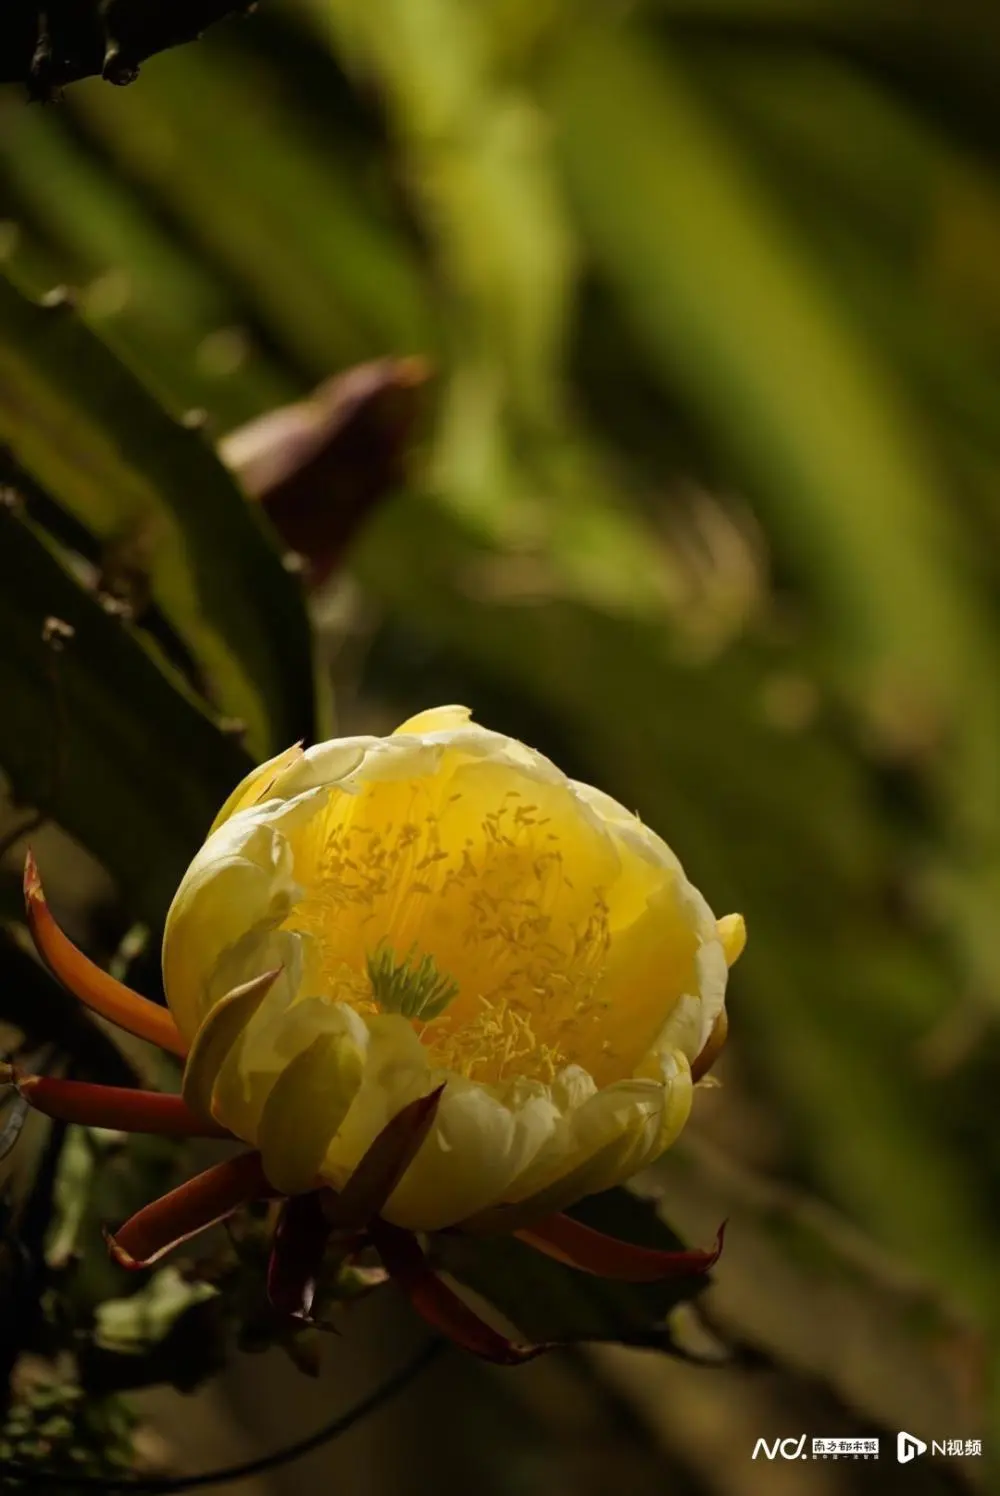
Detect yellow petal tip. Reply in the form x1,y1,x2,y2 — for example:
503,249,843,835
717,913,746,967
392,705,473,736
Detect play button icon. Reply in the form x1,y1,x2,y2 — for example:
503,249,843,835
897,1432,928,1464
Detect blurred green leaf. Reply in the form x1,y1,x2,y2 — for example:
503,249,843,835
550,22,977,709
549,18,1000,1016
0,500,250,921
0,271,317,758
0,97,296,426
321,0,574,427
83,1267,223,1395
656,0,1000,167
65,40,433,379
47,1124,183,1315
0,1375,138,1486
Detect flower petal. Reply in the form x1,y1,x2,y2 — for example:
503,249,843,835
562,786,731,1083
320,1013,431,1176
379,1080,560,1232
257,1025,367,1195
212,982,364,1144
717,913,746,967
181,967,282,1122
105,1152,275,1269
267,739,374,798
642,933,729,1070
585,878,701,1085
25,852,186,1057
569,780,684,874
392,705,473,735
162,799,322,1039
466,1059,693,1233
207,742,306,835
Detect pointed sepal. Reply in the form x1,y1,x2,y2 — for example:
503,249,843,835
105,1151,275,1269
370,1217,549,1366
267,1191,332,1321
515,1213,726,1281
1,1063,231,1137
182,967,281,1121
323,1085,445,1230
24,850,187,1057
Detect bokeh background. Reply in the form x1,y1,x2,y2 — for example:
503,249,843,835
2,1,1000,1491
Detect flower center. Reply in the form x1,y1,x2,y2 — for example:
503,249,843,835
284,761,626,1086
366,942,459,1021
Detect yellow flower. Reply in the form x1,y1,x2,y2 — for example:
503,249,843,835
161,704,744,1231
10,708,744,1359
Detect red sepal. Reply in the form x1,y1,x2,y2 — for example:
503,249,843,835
106,1150,276,1269
323,1086,445,1230
516,1213,726,1281
370,1216,549,1366
267,1191,332,1321
5,1068,230,1137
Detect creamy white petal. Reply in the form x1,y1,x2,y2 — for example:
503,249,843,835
257,1020,367,1194
214,993,370,1145
692,936,729,1053
501,1077,661,1205
321,1015,434,1186
472,1058,693,1230
570,780,684,874
379,1079,560,1231
548,1064,598,1112
208,742,305,835
162,794,325,1038
268,739,375,798
640,993,703,1069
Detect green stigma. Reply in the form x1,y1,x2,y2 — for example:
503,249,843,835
366,941,459,1022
